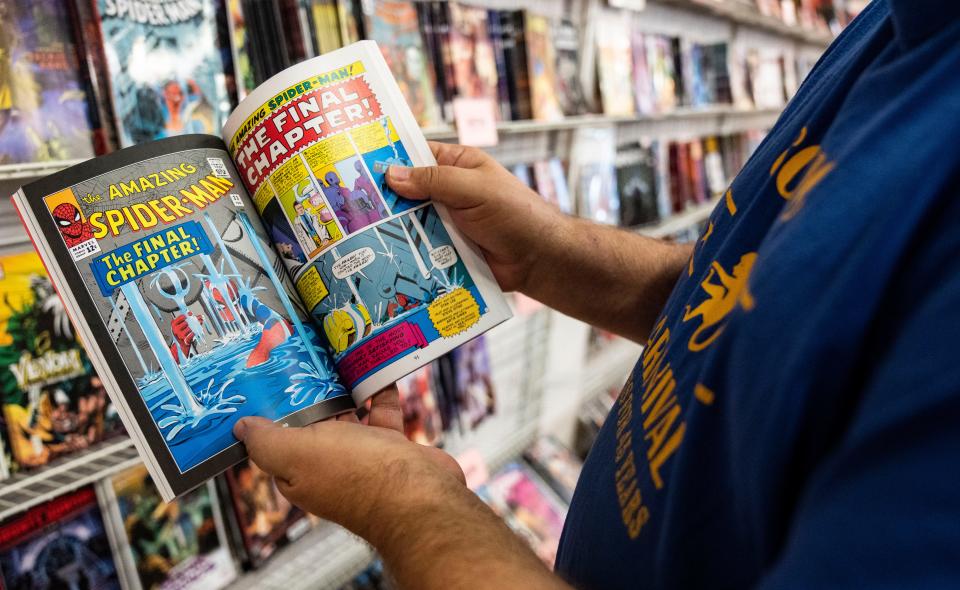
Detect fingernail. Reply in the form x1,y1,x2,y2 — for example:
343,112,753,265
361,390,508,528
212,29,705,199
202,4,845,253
233,418,248,441
388,165,411,181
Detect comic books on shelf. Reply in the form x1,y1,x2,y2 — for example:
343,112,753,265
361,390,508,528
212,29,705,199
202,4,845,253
570,125,619,225
0,0,103,166
0,486,123,589
364,0,441,128
616,141,660,227
99,464,237,590
0,251,123,476
594,10,635,117
90,0,232,147
523,436,583,504
477,462,567,567
525,15,564,122
396,365,444,446
13,42,511,500
220,458,311,569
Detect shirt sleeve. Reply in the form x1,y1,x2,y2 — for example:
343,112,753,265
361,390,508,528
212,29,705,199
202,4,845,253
755,205,960,589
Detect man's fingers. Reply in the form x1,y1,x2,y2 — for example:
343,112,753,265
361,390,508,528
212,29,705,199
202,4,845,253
234,417,311,483
427,141,488,168
367,385,403,432
387,164,484,209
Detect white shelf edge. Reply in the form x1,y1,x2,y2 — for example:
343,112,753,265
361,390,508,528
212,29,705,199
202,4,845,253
650,0,835,46
635,196,719,239
423,107,783,141
0,437,140,521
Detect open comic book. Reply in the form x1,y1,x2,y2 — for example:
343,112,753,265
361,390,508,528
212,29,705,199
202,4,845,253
12,41,511,501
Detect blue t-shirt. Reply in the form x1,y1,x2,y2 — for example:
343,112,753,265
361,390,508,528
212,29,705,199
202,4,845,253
555,1,960,588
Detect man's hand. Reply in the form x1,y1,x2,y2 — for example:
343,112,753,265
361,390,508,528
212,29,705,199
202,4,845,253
234,388,570,590
387,142,566,293
233,387,463,538
388,141,692,342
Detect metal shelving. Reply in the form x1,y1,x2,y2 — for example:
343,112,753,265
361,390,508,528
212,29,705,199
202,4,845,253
0,437,139,522
423,106,782,142
652,0,834,46
0,158,90,182
636,196,719,239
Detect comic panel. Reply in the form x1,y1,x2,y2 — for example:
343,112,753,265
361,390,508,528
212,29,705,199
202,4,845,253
42,148,347,473
347,117,419,214
302,132,390,235
269,155,344,258
294,204,489,388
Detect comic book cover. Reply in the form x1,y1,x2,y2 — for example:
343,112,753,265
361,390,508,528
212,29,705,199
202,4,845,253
396,364,443,446
0,0,98,165
222,43,511,399
223,458,311,568
524,15,563,122
594,10,635,117
552,19,588,116
523,436,583,504
531,158,572,214
570,126,619,225
447,3,500,114
94,0,232,146
476,462,567,567
497,10,531,122
0,251,122,473
16,136,352,500
630,27,655,115
616,141,660,226
364,0,441,128
107,464,236,590
0,487,122,589
646,35,678,113
451,335,495,431
226,0,257,100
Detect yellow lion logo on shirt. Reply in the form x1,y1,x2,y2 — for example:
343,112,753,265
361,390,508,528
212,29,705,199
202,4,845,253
682,253,757,352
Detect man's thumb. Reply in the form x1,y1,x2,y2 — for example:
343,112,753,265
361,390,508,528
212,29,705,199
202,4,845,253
234,417,301,481
386,164,482,208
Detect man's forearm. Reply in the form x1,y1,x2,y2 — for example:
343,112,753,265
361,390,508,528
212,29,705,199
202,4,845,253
522,215,692,342
365,478,571,590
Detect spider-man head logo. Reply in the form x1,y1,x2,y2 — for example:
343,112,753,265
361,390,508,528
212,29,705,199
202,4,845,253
51,203,94,247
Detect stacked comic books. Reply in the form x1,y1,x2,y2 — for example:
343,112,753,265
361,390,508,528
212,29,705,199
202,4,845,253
13,41,511,500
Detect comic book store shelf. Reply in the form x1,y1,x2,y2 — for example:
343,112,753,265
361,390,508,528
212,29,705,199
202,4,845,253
423,106,783,142
651,0,834,46
0,437,139,522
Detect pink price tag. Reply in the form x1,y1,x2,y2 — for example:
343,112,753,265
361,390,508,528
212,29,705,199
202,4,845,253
453,97,499,147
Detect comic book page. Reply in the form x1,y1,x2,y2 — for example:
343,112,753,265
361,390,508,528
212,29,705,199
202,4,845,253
14,135,352,501
222,41,511,401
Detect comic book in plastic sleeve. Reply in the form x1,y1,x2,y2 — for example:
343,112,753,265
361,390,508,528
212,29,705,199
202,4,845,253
93,0,232,147
99,464,237,590
221,457,311,569
0,0,99,165
221,41,511,402
0,250,123,475
13,135,354,500
476,462,567,567
0,486,123,589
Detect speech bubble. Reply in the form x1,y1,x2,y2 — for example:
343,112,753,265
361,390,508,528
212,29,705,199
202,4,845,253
428,287,481,338
332,247,375,279
429,245,458,270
